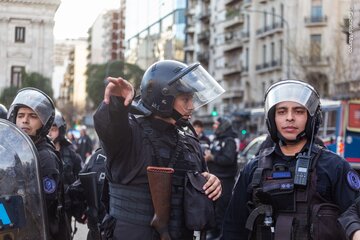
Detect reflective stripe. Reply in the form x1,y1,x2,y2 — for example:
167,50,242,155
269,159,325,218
0,203,11,225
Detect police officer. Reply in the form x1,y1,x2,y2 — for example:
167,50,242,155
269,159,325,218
67,148,107,240
93,60,224,240
222,80,359,240
8,87,71,240
48,109,82,236
204,117,238,240
0,103,7,119
49,109,82,190
339,197,360,240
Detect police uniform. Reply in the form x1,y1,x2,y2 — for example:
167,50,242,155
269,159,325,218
207,117,238,238
222,143,359,239
94,97,207,240
222,80,360,240
59,139,82,187
81,148,106,240
37,137,71,240
339,197,360,238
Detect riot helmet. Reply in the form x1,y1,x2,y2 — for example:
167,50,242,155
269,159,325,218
0,103,8,119
8,88,55,142
131,60,225,120
264,80,322,143
51,109,67,143
214,117,232,135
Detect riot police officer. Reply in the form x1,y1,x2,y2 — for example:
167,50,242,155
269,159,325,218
204,117,238,240
48,109,82,236
67,148,107,240
0,103,7,119
93,60,224,240
339,197,360,240
222,80,359,240
8,87,71,240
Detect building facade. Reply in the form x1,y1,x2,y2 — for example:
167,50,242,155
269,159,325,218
124,0,186,70
0,0,60,92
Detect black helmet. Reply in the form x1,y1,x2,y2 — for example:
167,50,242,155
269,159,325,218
8,88,55,142
0,104,7,119
52,109,67,143
215,117,232,135
131,60,225,119
264,79,322,143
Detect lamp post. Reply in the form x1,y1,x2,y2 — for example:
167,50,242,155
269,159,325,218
242,8,291,78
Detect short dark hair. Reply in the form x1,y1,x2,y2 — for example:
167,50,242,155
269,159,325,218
192,120,204,128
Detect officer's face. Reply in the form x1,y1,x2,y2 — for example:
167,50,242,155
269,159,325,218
275,101,308,141
49,125,59,141
174,93,195,120
16,107,43,136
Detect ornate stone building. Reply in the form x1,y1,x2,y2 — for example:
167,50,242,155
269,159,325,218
0,0,60,92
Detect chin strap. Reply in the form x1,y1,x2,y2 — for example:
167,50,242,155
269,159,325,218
277,131,306,146
171,110,198,136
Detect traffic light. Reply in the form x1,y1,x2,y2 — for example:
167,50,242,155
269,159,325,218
211,107,218,117
241,129,247,135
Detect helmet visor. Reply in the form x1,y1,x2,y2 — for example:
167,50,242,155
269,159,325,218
8,88,54,125
265,80,320,117
174,64,225,110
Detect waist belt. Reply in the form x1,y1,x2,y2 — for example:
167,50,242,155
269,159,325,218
109,183,154,226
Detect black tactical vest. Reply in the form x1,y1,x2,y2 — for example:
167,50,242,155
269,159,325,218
246,145,346,240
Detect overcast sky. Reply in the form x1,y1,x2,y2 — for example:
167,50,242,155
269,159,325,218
54,0,120,40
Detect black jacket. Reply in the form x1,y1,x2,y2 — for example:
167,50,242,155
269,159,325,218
207,127,238,179
222,143,359,240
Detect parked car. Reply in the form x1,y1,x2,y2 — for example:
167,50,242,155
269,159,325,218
237,134,267,173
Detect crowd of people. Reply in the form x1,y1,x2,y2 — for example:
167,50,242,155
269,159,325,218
1,59,360,240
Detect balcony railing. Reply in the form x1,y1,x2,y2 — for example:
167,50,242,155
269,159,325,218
300,56,330,66
304,16,328,26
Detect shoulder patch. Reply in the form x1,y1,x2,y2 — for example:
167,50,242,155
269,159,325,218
347,170,360,191
43,177,57,194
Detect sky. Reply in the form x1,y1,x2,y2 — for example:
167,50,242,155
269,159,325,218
54,0,120,40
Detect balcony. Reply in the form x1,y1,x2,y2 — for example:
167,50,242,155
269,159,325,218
198,30,210,43
224,10,244,29
304,15,328,27
256,22,283,38
197,52,209,63
223,62,242,76
241,31,250,41
186,26,195,33
184,45,194,52
222,86,244,100
186,8,196,16
199,8,211,22
224,0,241,6
255,59,282,74
300,56,330,66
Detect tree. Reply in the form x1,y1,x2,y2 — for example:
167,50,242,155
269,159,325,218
0,71,53,107
86,60,144,108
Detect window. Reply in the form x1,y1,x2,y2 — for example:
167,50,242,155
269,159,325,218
271,42,275,62
15,27,25,43
245,47,249,68
310,34,321,61
311,5,323,22
263,12,267,28
279,39,283,64
263,44,267,65
11,66,24,87
280,4,284,27
272,7,276,28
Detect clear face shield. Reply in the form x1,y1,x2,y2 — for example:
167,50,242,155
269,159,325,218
8,88,54,125
264,80,320,117
169,63,225,109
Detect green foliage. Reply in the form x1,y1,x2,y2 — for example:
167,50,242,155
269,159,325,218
0,71,53,107
86,60,144,108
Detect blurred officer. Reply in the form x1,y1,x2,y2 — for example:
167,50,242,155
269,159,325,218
0,103,7,119
8,88,71,240
77,125,93,164
204,116,238,240
48,109,82,235
93,60,224,240
222,80,359,240
193,119,211,146
67,148,107,240
339,197,360,240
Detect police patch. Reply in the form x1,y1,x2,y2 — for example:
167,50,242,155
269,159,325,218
43,177,56,194
347,170,360,191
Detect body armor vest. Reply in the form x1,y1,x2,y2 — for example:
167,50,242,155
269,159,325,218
246,145,346,240
109,117,198,239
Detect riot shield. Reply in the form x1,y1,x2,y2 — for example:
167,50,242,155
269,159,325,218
0,119,47,240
